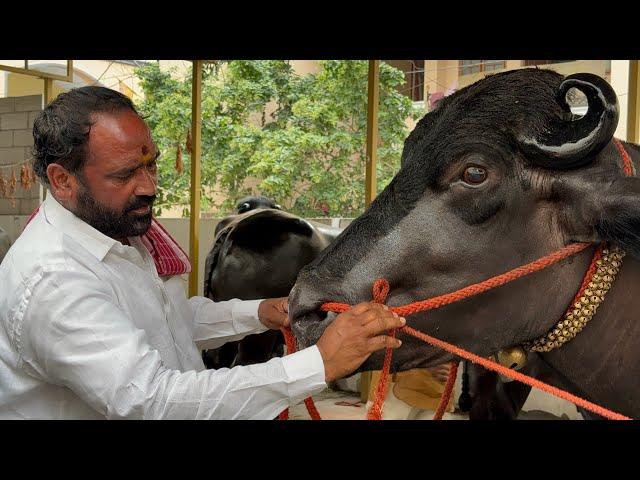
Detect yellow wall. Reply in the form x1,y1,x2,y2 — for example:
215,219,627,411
6,74,55,98
421,60,614,112
159,60,191,80
3,61,142,102
73,60,142,99
457,60,609,89
291,60,319,75
424,60,459,100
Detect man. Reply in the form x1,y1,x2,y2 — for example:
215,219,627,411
0,86,404,419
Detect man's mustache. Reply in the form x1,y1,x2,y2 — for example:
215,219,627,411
125,195,156,213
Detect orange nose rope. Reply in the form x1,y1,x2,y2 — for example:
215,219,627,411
281,242,629,420
322,243,591,317
320,242,631,421
363,276,457,420
279,139,633,421
278,328,321,420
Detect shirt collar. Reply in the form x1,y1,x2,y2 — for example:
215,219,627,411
42,194,119,262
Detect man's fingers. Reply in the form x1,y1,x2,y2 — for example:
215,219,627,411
366,335,402,352
364,310,406,336
349,302,381,315
280,298,289,313
428,365,451,382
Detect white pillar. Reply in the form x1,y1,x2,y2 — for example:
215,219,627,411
611,60,629,140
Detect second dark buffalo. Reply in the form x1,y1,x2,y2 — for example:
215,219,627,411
202,197,339,369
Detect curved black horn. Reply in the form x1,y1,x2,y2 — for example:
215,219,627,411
518,73,619,169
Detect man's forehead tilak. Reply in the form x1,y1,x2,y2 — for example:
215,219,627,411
140,144,158,165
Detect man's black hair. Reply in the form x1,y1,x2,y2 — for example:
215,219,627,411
32,86,138,184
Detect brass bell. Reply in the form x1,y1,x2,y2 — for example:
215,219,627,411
497,346,528,371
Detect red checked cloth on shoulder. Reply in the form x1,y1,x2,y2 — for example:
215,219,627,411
26,206,191,277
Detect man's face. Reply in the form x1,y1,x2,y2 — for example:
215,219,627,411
70,109,159,239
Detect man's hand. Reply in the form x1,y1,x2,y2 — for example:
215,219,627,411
258,297,290,330
316,302,406,383
428,364,451,383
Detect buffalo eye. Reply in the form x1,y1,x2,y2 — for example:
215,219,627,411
238,202,251,213
462,165,487,185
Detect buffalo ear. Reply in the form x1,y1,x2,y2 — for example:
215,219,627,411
214,216,235,236
561,177,640,258
594,177,640,257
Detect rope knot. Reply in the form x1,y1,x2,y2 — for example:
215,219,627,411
372,278,390,304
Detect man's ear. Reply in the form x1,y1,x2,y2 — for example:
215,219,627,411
46,163,78,202
558,176,640,258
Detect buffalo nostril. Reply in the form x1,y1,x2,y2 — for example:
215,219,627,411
291,307,328,325
290,308,335,349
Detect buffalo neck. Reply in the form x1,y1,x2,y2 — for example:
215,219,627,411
539,254,640,418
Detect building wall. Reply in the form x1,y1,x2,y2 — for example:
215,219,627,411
424,60,611,94
456,60,609,89
0,94,41,216
291,60,320,76
424,60,459,101
158,60,192,80
423,60,625,123
385,60,420,101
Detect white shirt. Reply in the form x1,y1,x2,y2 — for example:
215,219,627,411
0,194,326,419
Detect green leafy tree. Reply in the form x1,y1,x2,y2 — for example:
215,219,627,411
135,60,422,217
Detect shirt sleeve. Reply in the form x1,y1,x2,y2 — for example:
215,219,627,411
18,268,326,419
187,296,269,350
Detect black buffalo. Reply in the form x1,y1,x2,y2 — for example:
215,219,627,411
235,195,282,214
203,197,339,369
290,69,640,419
